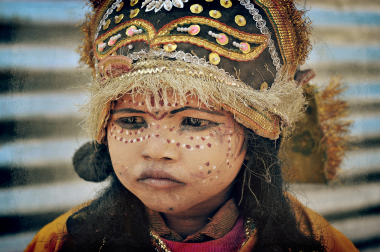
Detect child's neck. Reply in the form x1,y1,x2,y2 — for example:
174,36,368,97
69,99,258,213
160,187,232,239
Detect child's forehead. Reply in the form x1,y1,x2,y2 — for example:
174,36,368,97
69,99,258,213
113,93,225,115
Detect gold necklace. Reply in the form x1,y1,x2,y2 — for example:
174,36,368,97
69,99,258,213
149,217,256,252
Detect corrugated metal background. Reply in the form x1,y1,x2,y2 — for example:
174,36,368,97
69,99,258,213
0,0,379,251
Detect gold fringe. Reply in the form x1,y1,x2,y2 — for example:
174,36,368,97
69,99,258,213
316,76,352,181
79,57,306,142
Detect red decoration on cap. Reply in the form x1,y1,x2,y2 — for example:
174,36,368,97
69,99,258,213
98,55,133,81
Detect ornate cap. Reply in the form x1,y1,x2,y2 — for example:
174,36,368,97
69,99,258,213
78,0,311,142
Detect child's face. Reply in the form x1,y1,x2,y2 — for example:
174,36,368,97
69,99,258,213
107,93,246,214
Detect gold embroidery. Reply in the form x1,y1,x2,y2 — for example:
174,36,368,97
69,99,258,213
95,19,156,60
129,8,140,18
209,52,220,65
117,1,124,11
115,14,124,24
163,43,177,52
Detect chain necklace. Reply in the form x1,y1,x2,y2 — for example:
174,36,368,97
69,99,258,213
150,217,256,252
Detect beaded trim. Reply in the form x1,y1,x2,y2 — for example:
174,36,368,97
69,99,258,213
239,0,282,81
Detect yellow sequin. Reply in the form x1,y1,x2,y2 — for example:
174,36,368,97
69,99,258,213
220,0,232,8
209,10,221,19
129,8,140,18
209,52,220,65
115,14,124,24
130,0,139,6
103,19,111,30
190,4,203,14
235,15,246,26
163,43,177,52
116,1,124,12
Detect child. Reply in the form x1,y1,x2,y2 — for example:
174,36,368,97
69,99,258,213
25,0,357,251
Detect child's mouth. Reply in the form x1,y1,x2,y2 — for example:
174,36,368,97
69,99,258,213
138,169,185,189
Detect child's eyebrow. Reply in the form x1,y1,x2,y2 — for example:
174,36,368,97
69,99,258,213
111,108,146,114
170,106,225,116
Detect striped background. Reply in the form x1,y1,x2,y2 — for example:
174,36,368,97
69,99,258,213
0,0,379,251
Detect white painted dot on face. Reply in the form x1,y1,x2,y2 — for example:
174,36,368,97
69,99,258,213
126,166,128,169
190,147,194,150
196,136,200,139
125,130,129,134
124,100,127,103
203,180,206,183
182,144,186,147
152,122,155,125
213,165,216,170
171,139,175,143
138,102,141,106
205,136,209,139
191,100,194,103
215,175,218,179
117,130,120,133
117,137,120,140
229,144,232,147
133,139,136,142
140,137,143,141
138,130,140,134
173,131,177,134
200,145,204,149
151,133,155,137
163,125,167,129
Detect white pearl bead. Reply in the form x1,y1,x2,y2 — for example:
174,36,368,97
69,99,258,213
208,31,212,35
128,44,133,49
213,10,217,15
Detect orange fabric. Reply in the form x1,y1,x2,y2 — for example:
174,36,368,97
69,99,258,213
24,203,89,252
24,196,358,252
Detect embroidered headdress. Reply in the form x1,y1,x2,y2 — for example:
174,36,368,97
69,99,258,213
78,0,311,143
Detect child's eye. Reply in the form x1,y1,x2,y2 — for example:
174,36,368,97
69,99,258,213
116,117,147,129
181,117,218,130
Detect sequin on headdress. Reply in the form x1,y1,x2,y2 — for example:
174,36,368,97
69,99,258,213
77,0,312,143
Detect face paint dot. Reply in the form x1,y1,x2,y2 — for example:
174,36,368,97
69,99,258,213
196,136,200,139
171,139,175,143
190,137,193,140
142,101,145,105
138,102,141,106
124,140,128,143
110,132,113,135
167,103,172,107
156,124,160,130
156,135,159,138
208,170,211,174
130,140,133,143
196,145,200,148
167,139,171,143
176,142,180,147
117,130,120,133
182,144,186,147
215,175,218,179
229,165,232,169
141,128,144,132
136,138,140,142
152,122,155,125
143,136,145,140
210,133,214,137
186,145,191,149
200,145,204,149
179,132,183,136
113,126,116,130
129,99,132,103
199,165,203,170
126,166,128,169
206,162,210,166
135,131,138,135
203,180,206,183
114,136,117,139
148,134,151,138
120,129,123,133
133,139,137,142
170,128,173,132
206,136,209,139
227,140,231,143
175,103,178,106
228,147,231,151
226,153,229,157
210,178,213,181
201,137,205,141
130,132,133,135
120,137,123,141
112,123,114,127
138,130,141,134
213,165,216,170
186,101,189,105
163,125,167,129
207,143,212,148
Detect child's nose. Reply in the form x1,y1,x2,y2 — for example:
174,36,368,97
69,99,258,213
140,128,180,161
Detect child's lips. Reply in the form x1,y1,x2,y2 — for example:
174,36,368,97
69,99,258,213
138,169,185,189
